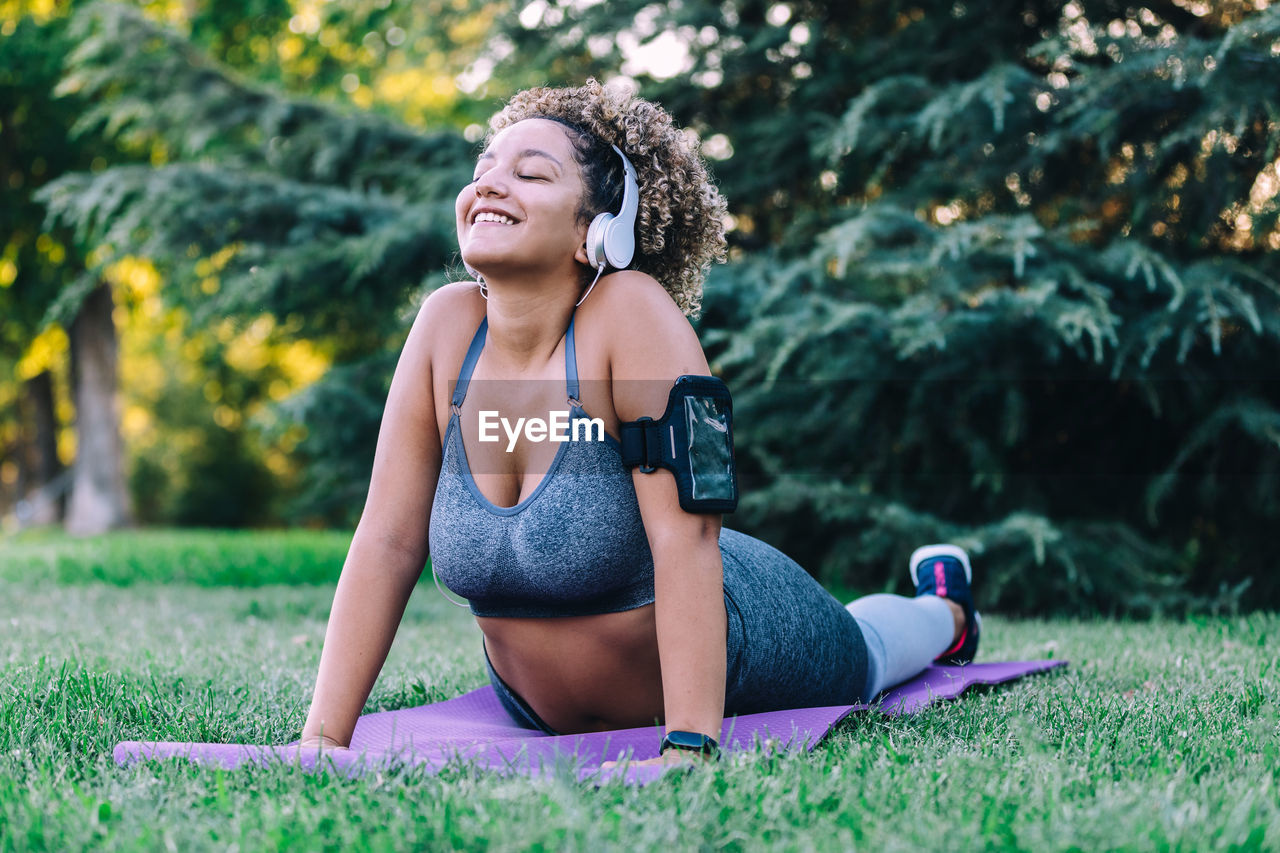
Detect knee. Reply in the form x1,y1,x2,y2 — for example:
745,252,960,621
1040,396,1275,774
844,592,902,615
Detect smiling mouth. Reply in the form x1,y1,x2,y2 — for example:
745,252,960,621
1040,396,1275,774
473,212,517,225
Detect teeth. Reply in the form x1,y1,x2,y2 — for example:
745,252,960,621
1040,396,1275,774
474,212,515,225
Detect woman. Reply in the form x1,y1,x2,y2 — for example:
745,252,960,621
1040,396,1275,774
298,81,979,764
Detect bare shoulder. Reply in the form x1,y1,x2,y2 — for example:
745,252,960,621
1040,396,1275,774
412,281,486,338
401,281,486,366
584,270,710,420
586,271,707,378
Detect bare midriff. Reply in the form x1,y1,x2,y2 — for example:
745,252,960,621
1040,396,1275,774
478,604,665,734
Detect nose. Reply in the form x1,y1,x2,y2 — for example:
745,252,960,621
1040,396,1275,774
472,166,506,198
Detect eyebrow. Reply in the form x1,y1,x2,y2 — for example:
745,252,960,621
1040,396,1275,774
476,148,564,169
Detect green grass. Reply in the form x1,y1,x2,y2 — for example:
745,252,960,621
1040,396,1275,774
0,528,353,586
1,531,1278,851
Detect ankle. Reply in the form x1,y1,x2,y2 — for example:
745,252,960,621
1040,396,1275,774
943,597,966,646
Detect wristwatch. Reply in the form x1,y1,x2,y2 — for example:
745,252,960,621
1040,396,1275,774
659,730,721,759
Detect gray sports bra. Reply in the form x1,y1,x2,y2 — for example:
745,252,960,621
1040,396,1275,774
428,315,656,617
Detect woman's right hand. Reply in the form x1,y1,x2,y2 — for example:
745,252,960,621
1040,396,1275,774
296,734,347,751
291,734,351,761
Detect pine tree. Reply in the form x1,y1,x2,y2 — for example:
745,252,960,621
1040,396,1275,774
38,0,1280,610
489,0,1280,611
38,2,478,521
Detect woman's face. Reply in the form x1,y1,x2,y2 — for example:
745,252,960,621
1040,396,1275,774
456,118,590,278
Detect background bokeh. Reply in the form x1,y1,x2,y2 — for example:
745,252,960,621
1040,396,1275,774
3,0,1280,613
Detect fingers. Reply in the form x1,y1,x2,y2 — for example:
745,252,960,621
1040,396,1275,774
600,752,708,770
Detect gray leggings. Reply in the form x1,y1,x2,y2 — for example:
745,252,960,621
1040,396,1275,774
485,528,951,733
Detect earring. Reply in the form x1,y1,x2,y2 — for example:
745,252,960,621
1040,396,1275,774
463,261,487,299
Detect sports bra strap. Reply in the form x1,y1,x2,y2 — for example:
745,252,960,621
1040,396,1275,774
450,313,581,411
565,314,580,404
450,316,488,412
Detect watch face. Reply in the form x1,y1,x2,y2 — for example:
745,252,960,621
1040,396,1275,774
662,731,718,753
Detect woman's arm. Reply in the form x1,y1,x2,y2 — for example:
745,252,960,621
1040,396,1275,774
600,272,727,743
299,287,461,747
299,530,429,748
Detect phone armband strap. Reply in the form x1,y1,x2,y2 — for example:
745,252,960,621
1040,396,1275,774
618,375,738,513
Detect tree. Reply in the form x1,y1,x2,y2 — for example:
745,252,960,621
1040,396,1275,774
62,282,130,532
485,0,1280,611
38,1,481,523
1,10,131,532
34,0,1280,611
7,0,504,528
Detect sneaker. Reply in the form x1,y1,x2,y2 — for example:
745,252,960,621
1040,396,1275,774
909,544,981,665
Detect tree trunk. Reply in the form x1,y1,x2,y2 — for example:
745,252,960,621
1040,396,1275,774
65,282,131,535
20,369,66,526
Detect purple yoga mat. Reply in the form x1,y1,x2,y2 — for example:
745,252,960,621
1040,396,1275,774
114,660,1065,785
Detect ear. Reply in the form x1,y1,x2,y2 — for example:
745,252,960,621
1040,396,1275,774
573,226,591,266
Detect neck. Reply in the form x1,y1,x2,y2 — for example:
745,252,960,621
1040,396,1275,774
479,267,584,368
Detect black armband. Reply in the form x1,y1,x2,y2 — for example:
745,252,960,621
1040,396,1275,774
618,375,738,513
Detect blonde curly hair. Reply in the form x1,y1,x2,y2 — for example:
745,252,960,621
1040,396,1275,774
489,79,728,316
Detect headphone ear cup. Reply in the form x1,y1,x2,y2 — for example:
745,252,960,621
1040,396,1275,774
585,212,612,270
602,219,631,269
584,145,640,271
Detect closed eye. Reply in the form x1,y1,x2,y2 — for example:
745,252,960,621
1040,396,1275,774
468,173,545,183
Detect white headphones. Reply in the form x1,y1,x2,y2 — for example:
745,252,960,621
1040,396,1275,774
584,144,640,271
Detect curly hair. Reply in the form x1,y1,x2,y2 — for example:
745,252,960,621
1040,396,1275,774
488,79,728,316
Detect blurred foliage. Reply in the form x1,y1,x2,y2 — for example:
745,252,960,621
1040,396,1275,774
9,0,1280,612
263,348,400,525
0,9,103,512
108,256,327,525
486,0,1280,612
3,0,489,526
32,1,479,522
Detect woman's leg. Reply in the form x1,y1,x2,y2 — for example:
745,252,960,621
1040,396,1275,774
720,529,872,712
845,543,981,696
844,594,955,697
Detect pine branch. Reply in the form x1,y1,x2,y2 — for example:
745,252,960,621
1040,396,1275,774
38,163,458,331
59,2,473,199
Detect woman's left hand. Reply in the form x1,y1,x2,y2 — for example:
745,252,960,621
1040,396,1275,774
600,750,714,770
